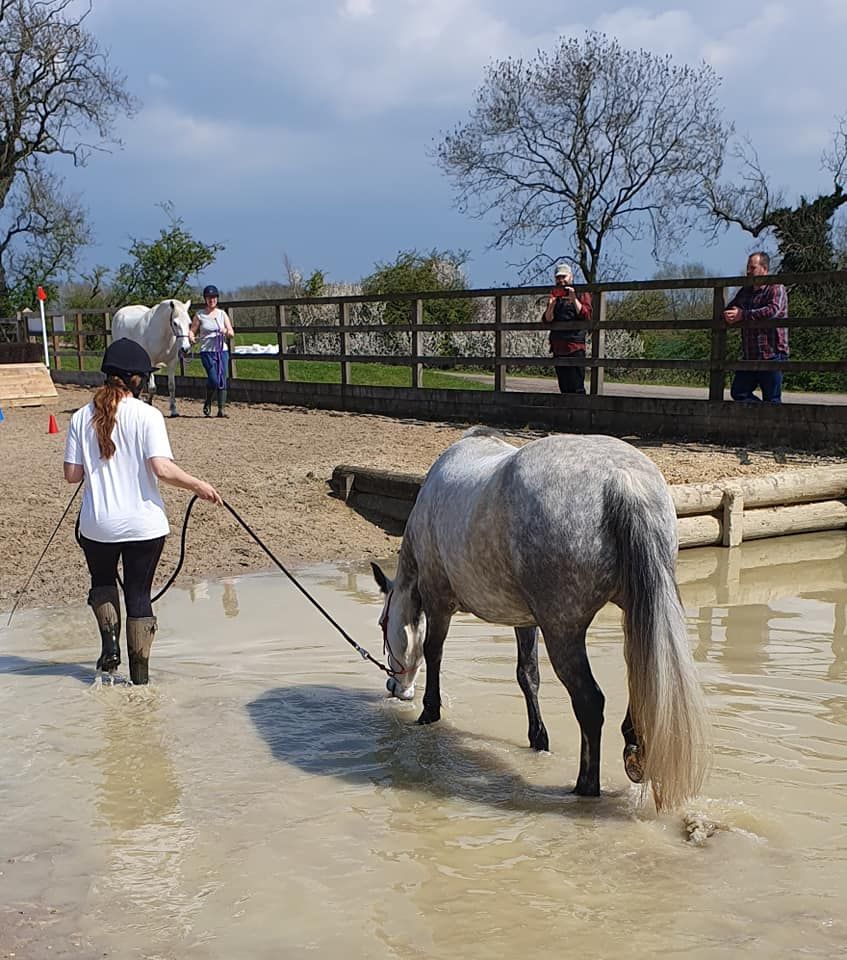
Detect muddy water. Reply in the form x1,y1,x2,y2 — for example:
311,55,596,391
1,533,845,959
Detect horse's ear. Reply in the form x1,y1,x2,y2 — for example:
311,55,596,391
184,299,191,311
371,562,390,594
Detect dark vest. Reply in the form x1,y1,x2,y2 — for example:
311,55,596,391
550,297,585,345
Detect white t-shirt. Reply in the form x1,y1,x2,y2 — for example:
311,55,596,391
195,308,230,352
64,397,174,542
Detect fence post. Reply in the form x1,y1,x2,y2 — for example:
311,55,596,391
339,302,351,388
709,287,727,402
49,317,60,371
494,295,505,392
228,307,237,381
75,312,84,372
589,292,606,395
276,304,289,383
410,299,423,389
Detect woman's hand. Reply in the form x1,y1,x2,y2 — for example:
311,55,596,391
194,480,223,506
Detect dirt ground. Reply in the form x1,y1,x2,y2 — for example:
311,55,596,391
0,384,842,613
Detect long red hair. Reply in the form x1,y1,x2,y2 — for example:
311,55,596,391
91,374,143,459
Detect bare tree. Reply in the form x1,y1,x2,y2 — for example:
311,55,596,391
436,32,729,282
0,0,138,307
704,120,847,271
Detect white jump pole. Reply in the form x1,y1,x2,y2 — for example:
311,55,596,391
36,286,49,368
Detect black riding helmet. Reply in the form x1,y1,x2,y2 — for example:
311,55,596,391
203,284,220,299
101,338,157,378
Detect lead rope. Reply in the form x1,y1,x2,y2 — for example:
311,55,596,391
5,486,395,676
157,495,395,675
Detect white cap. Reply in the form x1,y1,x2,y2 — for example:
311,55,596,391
554,263,572,277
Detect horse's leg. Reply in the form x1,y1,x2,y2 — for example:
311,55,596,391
546,628,605,796
515,626,549,751
621,706,644,784
168,366,178,417
147,373,156,406
418,609,451,726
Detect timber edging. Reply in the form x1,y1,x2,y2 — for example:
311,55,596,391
330,463,847,549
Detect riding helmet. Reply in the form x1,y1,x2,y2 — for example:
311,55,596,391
101,338,157,377
203,284,220,299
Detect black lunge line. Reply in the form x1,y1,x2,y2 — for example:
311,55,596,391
5,481,83,628
7,487,395,677
155,495,394,675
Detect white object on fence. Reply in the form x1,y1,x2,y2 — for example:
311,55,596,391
233,344,280,355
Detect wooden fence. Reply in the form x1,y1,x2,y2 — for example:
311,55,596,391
8,269,847,399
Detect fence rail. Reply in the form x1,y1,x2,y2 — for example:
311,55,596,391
5,270,847,402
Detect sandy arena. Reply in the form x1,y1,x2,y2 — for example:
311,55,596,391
1,384,841,612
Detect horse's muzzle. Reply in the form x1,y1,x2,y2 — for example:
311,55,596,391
386,677,415,701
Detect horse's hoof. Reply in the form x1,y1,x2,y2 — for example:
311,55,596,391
572,782,601,797
530,727,549,751
417,709,440,725
170,412,180,418
624,744,644,783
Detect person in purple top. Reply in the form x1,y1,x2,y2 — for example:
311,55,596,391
723,251,789,403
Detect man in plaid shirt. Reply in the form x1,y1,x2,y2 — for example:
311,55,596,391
723,251,789,403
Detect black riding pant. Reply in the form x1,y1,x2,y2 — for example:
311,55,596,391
80,535,166,618
554,349,586,394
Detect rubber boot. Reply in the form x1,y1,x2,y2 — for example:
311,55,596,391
127,616,157,685
89,586,121,672
216,389,228,418
203,387,215,418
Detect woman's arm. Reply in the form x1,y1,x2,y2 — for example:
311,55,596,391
149,457,223,505
63,462,83,483
222,310,235,339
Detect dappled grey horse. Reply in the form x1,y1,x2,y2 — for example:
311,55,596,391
372,427,709,811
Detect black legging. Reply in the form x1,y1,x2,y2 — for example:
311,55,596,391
80,535,166,618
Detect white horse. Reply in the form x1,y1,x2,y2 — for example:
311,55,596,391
111,299,192,417
372,427,710,811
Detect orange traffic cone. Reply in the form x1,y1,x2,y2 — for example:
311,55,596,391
48,413,59,434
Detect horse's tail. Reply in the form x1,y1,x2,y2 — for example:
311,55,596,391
604,471,710,811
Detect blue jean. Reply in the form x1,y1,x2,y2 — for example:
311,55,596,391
730,355,787,403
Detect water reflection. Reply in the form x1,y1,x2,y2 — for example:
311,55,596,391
94,691,181,832
189,577,241,619
680,533,847,683
92,687,197,945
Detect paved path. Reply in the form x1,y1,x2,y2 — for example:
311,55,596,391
451,373,847,405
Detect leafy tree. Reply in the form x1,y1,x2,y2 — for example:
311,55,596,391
361,248,472,356
436,32,729,282
111,203,224,305
706,121,847,390
0,0,137,312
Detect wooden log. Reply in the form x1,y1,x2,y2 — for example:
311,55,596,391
677,514,722,548
668,483,724,516
736,466,847,508
330,465,424,502
742,500,847,540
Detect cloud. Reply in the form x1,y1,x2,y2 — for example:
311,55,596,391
147,73,169,90
341,0,375,18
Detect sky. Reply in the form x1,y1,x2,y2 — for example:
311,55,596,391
57,0,847,291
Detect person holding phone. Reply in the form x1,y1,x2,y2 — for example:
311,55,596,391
542,263,592,394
